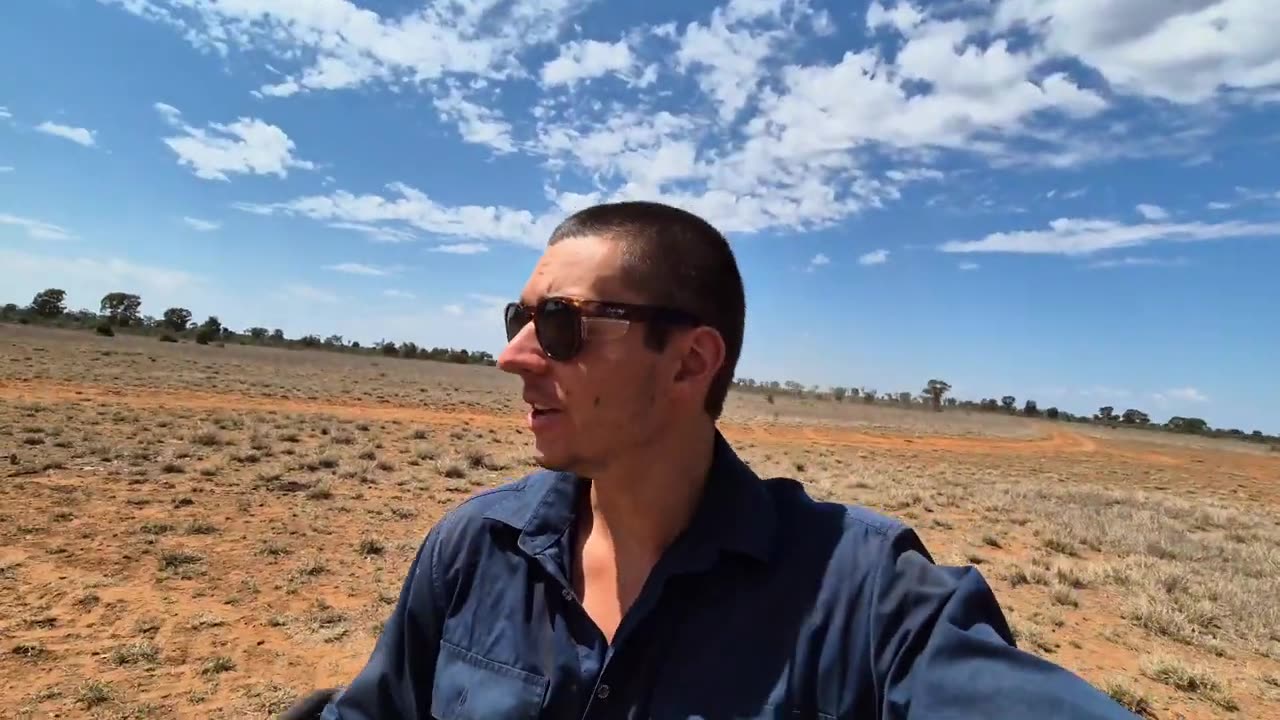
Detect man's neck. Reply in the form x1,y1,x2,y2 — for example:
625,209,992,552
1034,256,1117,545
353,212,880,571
570,418,718,641
581,417,717,563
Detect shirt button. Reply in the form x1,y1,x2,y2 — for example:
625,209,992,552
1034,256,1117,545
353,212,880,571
596,684,611,700
561,588,574,601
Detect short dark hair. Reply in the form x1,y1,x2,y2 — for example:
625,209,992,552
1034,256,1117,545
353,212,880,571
548,200,745,419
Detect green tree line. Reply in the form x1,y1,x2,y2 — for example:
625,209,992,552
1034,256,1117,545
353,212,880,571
3,288,496,366
731,377,1277,446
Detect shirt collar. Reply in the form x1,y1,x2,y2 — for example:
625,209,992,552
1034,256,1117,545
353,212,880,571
482,430,776,564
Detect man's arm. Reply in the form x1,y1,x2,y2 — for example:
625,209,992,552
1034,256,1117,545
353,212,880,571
316,524,448,720
869,526,1137,719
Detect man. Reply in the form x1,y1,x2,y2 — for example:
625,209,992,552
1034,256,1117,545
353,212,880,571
295,201,1136,719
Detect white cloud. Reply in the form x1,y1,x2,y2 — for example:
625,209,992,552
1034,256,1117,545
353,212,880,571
429,243,490,255
182,216,220,231
35,121,97,147
866,1,924,34
0,213,76,241
1135,203,1170,221
279,283,339,304
432,87,515,153
806,252,830,271
443,303,465,316
153,102,181,123
105,0,590,93
993,0,1280,105
101,0,1280,249
958,261,980,270
940,217,1280,255
324,262,393,277
675,9,778,122
541,38,636,87
383,289,416,300
0,106,11,120
236,183,551,248
1087,256,1189,269
0,248,202,309
327,222,418,243
1207,201,1233,210
858,248,890,265
0,166,13,173
156,104,313,181
1152,386,1210,405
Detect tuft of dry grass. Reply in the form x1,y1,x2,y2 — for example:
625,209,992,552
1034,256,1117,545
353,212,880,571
1141,655,1238,711
1103,678,1155,718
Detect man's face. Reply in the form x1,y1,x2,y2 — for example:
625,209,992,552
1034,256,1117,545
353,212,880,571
497,235,677,476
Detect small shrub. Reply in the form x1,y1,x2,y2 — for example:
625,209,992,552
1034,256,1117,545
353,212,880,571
443,463,467,479
357,537,385,556
158,333,178,343
201,655,236,676
1049,583,1080,608
110,641,160,666
95,322,114,337
158,549,203,571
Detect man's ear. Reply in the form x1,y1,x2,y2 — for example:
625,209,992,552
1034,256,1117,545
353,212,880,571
672,326,725,394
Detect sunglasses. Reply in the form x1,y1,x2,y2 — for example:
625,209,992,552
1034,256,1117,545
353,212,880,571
504,296,702,362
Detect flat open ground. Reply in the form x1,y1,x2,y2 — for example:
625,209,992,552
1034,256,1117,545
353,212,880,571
1,324,1277,719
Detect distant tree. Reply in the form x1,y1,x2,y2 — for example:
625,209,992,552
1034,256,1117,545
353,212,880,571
400,341,419,358
1095,406,1118,423
1046,406,1060,420
271,328,285,342
924,379,951,411
1000,395,1016,413
162,307,192,332
380,341,399,356
1167,416,1209,434
300,334,321,347
832,386,847,402
783,380,804,397
194,327,215,345
944,397,958,407
1,302,17,318
247,327,269,341
95,321,115,337
29,288,67,318
897,391,913,405
199,315,223,334
1023,399,1040,416
324,334,344,347
350,340,361,349
862,388,876,403
849,387,861,400
100,292,142,326
1121,409,1150,425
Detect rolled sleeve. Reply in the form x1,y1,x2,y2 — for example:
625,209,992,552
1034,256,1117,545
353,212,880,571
871,526,1137,719
321,525,446,720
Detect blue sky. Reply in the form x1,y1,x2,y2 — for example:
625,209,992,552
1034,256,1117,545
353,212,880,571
2,0,1278,433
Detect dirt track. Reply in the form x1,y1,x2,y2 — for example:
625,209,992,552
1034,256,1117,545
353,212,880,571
6,378,1276,500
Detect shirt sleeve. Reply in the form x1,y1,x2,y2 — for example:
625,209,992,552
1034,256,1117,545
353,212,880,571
320,524,447,720
869,525,1138,719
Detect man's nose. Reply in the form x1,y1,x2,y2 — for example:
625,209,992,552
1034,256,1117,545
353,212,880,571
497,322,548,376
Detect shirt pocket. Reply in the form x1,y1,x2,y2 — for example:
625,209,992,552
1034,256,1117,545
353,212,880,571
431,640,550,720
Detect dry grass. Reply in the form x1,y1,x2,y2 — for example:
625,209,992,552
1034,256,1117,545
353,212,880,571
1,324,1277,718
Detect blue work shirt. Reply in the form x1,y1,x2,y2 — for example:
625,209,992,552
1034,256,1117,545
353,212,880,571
322,432,1136,719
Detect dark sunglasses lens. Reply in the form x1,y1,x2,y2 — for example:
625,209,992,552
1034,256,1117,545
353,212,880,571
504,303,530,341
537,299,580,360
